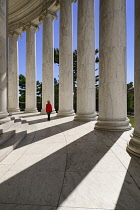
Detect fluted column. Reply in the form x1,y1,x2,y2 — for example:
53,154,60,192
25,25,38,113
58,0,74,116
74,0,97,121
8,33,20,113
127,0,140,156
0,0,9,124
41,13,56,114
95,0,131,131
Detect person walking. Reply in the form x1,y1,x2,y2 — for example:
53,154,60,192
46,100,52,121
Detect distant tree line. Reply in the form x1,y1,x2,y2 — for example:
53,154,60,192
19,48,134,114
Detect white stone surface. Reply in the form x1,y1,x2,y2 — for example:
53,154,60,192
74,0,97,121
41,14,55,114
58,0,74,116
8,34,20,113
25,25,38,113
0,0,9,124
127,0,140,157
0,113,140,209
95,0,130,131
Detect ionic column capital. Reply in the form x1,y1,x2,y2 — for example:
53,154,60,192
22,22,39,32
39,10,58,22
8,30,22,38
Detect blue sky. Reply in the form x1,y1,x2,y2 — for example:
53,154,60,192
18,0,134,84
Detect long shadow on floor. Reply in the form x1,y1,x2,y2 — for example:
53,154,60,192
115,153,140,210
0,121,140,209
27,115,72,125
0,124,128,210
1,119,86,150
98,131,140,210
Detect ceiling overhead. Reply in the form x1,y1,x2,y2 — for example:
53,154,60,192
8,0,59,33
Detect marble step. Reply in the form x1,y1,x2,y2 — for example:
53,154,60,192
0,121,14,134
0,130,15,146
0,123,28,162
6,121,22,133
10,115,22,122
0,121,22,146
21,119,28,124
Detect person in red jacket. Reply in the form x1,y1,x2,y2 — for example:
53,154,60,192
46,100,52,121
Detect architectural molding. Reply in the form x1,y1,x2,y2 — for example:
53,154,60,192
22,22,40,32
39,10,57,22
8,30,22,38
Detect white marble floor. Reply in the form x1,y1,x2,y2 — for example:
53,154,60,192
0,113,140,210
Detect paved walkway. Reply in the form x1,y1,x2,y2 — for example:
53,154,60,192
0,113,140,210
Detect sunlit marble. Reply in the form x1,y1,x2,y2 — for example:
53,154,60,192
41,14,55,114
74,0,97,121
25,26,38,113
58,0,74,116
0,113,140,209
8,34,20,113
95,0,131,131
0,0,9,124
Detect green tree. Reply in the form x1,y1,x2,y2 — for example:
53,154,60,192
54,48,59,64
19,74,43,111
95,49,99,112
73,50,77,112
54,78,59,112
36,80,42,111
127,82,134,114
19,74,26,110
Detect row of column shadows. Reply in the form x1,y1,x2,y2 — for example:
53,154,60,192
0,116,139,209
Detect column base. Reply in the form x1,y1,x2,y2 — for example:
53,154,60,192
127,132,140,157
57,110,75,117
74,112,97,122
95,118,131,131
25,108,38,113
41,109,56,115
8,108,20,114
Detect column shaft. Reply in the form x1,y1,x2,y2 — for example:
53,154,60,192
25,26,38,113
8,35,20,113
41,15,55,114
58,0,74,116
95,0,131,130
0,0,9,123
127,0,140,156
74,0,97,121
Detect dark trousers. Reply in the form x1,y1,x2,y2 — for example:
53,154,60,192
47,112,51,120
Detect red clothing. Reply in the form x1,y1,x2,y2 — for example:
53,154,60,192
46,103,52,113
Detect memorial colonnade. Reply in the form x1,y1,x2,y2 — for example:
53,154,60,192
0,0,140,156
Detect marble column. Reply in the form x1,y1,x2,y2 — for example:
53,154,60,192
41,14,56,114
8,33,20,113
74,0,97,121
57,0,74,116
127,0,140,156
25,25,38,113
0,0,10,124
95,0,131,131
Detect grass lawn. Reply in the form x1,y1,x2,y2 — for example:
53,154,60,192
128,117,134,128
